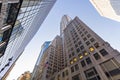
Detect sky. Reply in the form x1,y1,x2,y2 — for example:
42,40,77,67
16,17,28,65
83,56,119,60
7,0,120,80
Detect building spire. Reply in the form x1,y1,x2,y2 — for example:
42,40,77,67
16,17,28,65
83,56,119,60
60,15,72,35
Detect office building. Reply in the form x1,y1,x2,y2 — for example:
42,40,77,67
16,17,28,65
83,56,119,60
32,41,51,79
0,0,56,79
32,36,67,80
32,15,120,80
90,0,120,22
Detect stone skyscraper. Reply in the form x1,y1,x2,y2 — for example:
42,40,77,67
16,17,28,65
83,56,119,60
32,15,120,80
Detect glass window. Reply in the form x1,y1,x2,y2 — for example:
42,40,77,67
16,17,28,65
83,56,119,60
79,54,83,59
66,70,68,76
72,74,80,80
80,45,84,50
83,37,87,41
84,31,88,34
94,42,99,48
86,57,92,64
75,44,78,48
81,60,86,67
81,34,84,37
71,66,74,73
89,47,95,52
72,52,75,56
99,49,108,56
75,64,79,70
84,52,88,56
73,58,77,62
100,59,120,80
86,41,90,46
76,48,80,53
62,72,65,77
70,60,73,64
87,34,91,38
78,41,82,45
90,38,95,42
93,53,101,60
69,54,71,58
84,67,100,80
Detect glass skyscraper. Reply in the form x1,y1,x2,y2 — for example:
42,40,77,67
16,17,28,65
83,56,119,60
0,0,56,79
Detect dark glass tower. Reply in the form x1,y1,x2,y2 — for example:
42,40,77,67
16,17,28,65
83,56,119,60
0,0,56,79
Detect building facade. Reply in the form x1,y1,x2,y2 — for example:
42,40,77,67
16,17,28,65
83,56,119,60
32,41,51,79
32,36,67,80
90,0,120,22
0,0,56,79
32,15,120,80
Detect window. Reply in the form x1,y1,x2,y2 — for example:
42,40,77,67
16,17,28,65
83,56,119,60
72,74,80,80
74,40,76,44
84,31,88,34
78,41,82,45
84,52,88,56
72,52,75,56
62,72,65,77
90,38,95,42
86,57,92,64
71,66,74,73
71,47,74,51
81,60,86,67
87,34,91,38
83,28,85,31
70,60,73,64
94,42,99,48
75,64,79,70
89,47,95,52
79,54,83,59
80,45,84,50
69,54,71,58
99,49,108,56
86,41,90,46
100,59,120,80
76,48,80,53
79,31,82,34
83,37,87,41
66,70,68,76
75,44,78,48
73,58,77,62
84,67,100,80
81,34,84,37
93,53,101,60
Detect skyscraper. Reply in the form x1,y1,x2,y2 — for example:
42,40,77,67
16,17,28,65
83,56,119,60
0,0,56,79
32,15,120,80
90,0,120,22
32,41,51,79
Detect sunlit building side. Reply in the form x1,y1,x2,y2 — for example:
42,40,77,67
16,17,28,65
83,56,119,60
90,0,120,22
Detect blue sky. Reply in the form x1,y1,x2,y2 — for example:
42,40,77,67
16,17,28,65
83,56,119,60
7,0,120,79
